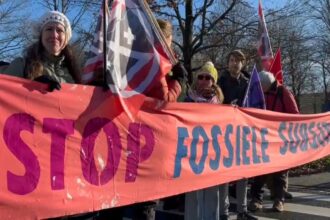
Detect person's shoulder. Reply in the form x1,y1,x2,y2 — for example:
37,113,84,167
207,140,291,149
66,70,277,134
2,57,25,77
0,61,9,73
217,69,230,83
11,57,25,64
279,84,294,97
240,70,250,81
220,69,230,77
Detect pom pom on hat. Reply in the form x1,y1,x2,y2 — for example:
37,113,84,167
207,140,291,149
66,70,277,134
196,61,218,82
34,11,72,45
259,70,276,91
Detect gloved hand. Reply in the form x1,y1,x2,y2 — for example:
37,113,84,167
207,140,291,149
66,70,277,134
170,62,188,87
34,75,61,92
198,87,216,99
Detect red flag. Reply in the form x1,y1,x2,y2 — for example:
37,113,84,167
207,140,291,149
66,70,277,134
258,0,273,70
269,48,283,84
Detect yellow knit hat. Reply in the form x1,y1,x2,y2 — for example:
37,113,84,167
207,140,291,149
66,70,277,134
196,61,218,82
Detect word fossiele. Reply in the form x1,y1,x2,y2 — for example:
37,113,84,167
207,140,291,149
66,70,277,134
174,121,329,178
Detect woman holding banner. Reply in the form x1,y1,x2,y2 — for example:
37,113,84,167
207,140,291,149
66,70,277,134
184,61,223,220
3,10,81,90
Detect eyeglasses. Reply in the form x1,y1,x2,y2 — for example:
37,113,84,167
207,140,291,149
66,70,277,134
197,75,212,81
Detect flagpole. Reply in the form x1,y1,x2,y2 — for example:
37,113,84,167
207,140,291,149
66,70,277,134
103,0,111,87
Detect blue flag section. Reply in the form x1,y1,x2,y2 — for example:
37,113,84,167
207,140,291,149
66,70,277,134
242,66,266,109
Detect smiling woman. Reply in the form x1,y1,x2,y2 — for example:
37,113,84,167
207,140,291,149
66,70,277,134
2,10,81,91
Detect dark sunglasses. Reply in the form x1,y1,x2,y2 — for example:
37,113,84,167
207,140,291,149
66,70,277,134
197,75,212,81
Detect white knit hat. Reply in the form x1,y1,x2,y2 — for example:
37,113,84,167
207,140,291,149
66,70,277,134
35,11,72,44
259,70,275,91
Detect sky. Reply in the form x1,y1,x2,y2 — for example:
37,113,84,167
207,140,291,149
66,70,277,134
249,0,287,10
21,1,289,23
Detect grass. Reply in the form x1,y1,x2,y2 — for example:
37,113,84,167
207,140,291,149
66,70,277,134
289,156,330,177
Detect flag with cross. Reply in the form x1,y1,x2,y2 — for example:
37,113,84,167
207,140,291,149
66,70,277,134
83,0,175,93
105,0,175,97
83,0,176,118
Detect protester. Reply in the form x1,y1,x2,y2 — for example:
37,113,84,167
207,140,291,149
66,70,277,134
248,70,299,213
217,49,258,220
145,19,187,102
3,11,81,88
3,10,90,220
184,61,223,220
155,20,188,213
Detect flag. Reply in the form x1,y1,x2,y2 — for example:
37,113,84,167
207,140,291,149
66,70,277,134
269,48,283,84
82,0,109,84
242,66,266,109
257,0,273,71
106,0,175,96
82,0,176,118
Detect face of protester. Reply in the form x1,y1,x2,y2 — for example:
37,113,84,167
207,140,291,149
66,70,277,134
196,73,213,90
228,55,243,78
41,22,66,56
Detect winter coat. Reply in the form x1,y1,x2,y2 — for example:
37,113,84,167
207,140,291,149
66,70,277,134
217,69,249,107
264,82,299,114
3,53,75,83
146,75,181,102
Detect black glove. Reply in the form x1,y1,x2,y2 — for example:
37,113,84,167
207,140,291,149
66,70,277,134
34,75,61,92
171,62,188,87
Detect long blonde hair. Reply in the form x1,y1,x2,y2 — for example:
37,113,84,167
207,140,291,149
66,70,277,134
24,40,81,83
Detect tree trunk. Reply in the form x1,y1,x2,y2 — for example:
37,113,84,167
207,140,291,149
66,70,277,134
183,0,193,83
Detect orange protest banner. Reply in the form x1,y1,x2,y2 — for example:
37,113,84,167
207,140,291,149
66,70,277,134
0,74,329,219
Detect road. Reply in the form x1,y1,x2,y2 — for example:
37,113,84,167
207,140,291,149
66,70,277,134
155,172,330,220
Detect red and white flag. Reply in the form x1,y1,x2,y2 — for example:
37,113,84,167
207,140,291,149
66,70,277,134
105,0,175,97
82,0,175,118
257,0,273,70
269,48,283,84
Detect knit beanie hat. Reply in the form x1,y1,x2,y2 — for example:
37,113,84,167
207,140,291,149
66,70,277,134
259,70,275,91
34,11,72,45
196,61,218,82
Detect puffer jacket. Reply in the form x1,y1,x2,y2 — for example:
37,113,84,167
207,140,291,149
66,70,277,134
3,53,75,83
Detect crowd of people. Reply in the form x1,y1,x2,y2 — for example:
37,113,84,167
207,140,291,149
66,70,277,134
0,9,300,220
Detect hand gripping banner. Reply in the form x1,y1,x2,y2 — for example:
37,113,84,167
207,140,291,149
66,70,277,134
0,75,329,219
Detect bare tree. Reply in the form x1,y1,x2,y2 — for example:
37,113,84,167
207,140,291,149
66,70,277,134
149,0,243,80
198,1,258,72
0,0,31,60
304,0,330,107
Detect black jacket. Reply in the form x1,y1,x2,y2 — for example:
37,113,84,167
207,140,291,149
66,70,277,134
217,69,249,106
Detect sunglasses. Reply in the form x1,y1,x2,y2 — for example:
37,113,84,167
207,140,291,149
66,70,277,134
197,75,212,81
